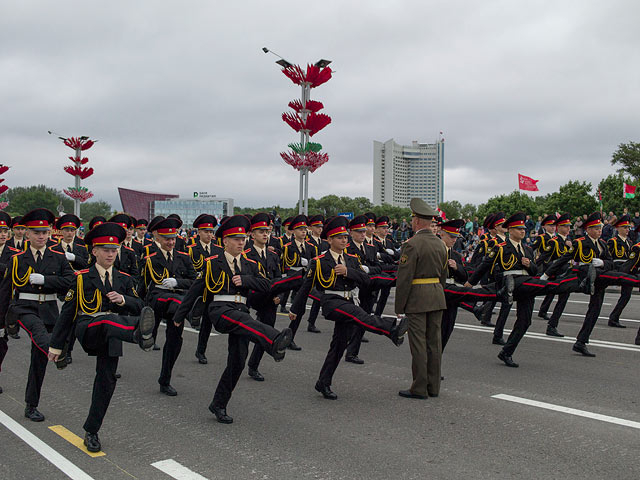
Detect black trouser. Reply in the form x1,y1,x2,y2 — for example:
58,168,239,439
84,356,119,434
210,303,282,409
548,292,570,328
18,314,52,407
151,293,184,386
196,313,213,355
307,298,321,327
502,296,535,356
538,293,554,317
609,285,632,323
492,302,512,339
318,299,395,387
441,301,459,351
345,288,377,358
374,285,392,316
247,303,278,371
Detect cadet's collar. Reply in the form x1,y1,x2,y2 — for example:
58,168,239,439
61,240,73,250
95,263,114,282
30,244,46,257
224,250,241,262
353,240,363,249
618,234,628,242
329,249,344,264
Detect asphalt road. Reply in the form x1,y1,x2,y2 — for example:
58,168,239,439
1,289,638,480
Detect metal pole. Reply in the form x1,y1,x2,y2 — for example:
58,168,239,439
74,147,81,217
298,169,304,214
301,83,311,215
304,167,309,214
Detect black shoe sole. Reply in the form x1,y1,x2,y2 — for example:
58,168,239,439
273,328,293,357
139,307,156,351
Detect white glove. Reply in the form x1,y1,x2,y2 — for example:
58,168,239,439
592,258,604,268
376,252,382,260
65,252,76,262
540,273,549,281
162,278,178,288
385,248,394,255
300,257,308,267
361,265,370,274
29,273,45,285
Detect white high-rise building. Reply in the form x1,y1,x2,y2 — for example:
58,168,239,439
373,138,444,208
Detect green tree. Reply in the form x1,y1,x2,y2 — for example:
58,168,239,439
5,185,72,215
477,191,538,219
437,200,461,220
611,141,640,178
80,201,114,223
460,203,477,220
596,173,640,215
543,180,598,217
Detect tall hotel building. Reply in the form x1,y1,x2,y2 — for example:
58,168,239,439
373,138,444,208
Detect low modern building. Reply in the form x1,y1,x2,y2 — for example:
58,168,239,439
373,138,444,208
119,188,233,226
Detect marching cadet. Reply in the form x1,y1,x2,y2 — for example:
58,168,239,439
167,214,188,252
244,213,284,381
547,212,640,357
51,214,89,271
139,216,197,394
620,232,640,345
0,212,22,388
142,216,164,259
305,214,327,333
466,212,552,368
282,214,316,350
132,218,151,257
536,213,578,337
372,215,399,317
394,199,446,400
7,216,27,251
188,214,222,364
48,222,155,453
172,215,293,423
89,216,106,230
107,214,140,277
534,214,559,321
278,216,294,313
0,208,74,421
290,215,408,400
606,214,632,328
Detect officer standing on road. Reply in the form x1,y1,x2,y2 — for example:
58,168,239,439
395,198,448,400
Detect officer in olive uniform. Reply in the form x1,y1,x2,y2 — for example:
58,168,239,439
0,209,74,421
607,215,632,328
48,223,155,453
395,199,448,399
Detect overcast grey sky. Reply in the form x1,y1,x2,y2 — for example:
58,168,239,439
1,1,638,210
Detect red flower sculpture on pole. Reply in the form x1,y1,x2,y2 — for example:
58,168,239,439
0,164,10,210
59,136,96,215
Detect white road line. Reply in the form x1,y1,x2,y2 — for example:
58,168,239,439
566,300,611,306
159,323,219,336
454,323,640,352
487,305,640,325
0,409,95,480
492,394,640,430
152,459,208,480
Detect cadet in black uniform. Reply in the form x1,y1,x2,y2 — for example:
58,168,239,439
305,214,327,333
107,214,139,277
173,215,293,423
132,218,151,257
0,209,74,421
48,223,155,452
289,216,408,400
7,216,27,251
188,214,222,364
534,214,560,321
607,215,632,328
139,217,197,395
372,215,399,316
620,232,640,345
278,216,294,313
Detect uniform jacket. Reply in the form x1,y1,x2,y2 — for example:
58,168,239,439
139,248,197,299
607,235,631,266
188,240,224,272
395,229,447,314
531,232,554,263
346,241,382,274
536,234,573,274
469,238,538,284
50,240,89,271
546,235,613,277
281,238,316,273
447,247,468,284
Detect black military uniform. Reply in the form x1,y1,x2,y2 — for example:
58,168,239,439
106,214,140,278
620,231,640,345
132,218,152,258
167,214,187,253
305,214,328,333
188,214,222,363
371,215,399,316
0,212,21,391
7,216,28,251
290,216,407,400
277,216,294,312
139,217,197,394
606,215,633,328
172,215,292,423
49,223,155,452
535,214,562,321
245,213,284,381
50,214,89,271
0,209,74,421
547,212,640,356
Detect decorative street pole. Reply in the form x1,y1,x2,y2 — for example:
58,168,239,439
0,164,10,211
51,134,96,216
264,48,332,215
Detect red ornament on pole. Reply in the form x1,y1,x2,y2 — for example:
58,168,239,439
57,136,97,215
0,164,10,210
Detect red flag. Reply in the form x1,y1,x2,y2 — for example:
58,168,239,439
518,173,539,192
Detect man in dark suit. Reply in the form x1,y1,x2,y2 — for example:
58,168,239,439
139,216,197,395
290,216,407,400
173,215,293,423
0,209,74,421
48,222,155,453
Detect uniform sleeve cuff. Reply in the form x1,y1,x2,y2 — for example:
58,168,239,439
48,347,62,355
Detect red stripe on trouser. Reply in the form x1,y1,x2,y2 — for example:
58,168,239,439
522,282,546,287
334,308,390,335
460,302,473,309
272,275,302,286
87,319,135,330
221,314,273,344
600,275,640,283
16,319,49,357
445,289,495,298
157,297,182,304
309,295,320,301
547,276,577,286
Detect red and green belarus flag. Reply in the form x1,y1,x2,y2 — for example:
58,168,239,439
623,182,636,199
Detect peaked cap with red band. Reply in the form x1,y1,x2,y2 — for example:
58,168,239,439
504,212,526,229
11,216,25,229
321,216,349,240
490,212,506,229
309,214,324,227
290,214,308,230
554,213,572,227
22,208,55,231
440,219,465,237
251,212,271,230
364,212,376,226
56,213,81,230
282,216,293,228
108,213,133,229
149,217,182,237
349,215,367,231
135,218,148,228
193,213,218,230
375,215,390,228
216,215,250,239
85,222,126,249
0,212,11,229
89,216,107,230
584,212,603,229
614,214,632,228
541,214,557,226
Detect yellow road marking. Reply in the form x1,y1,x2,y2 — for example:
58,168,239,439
49,425,106,457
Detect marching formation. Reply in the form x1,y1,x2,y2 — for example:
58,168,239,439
0,203,638,454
